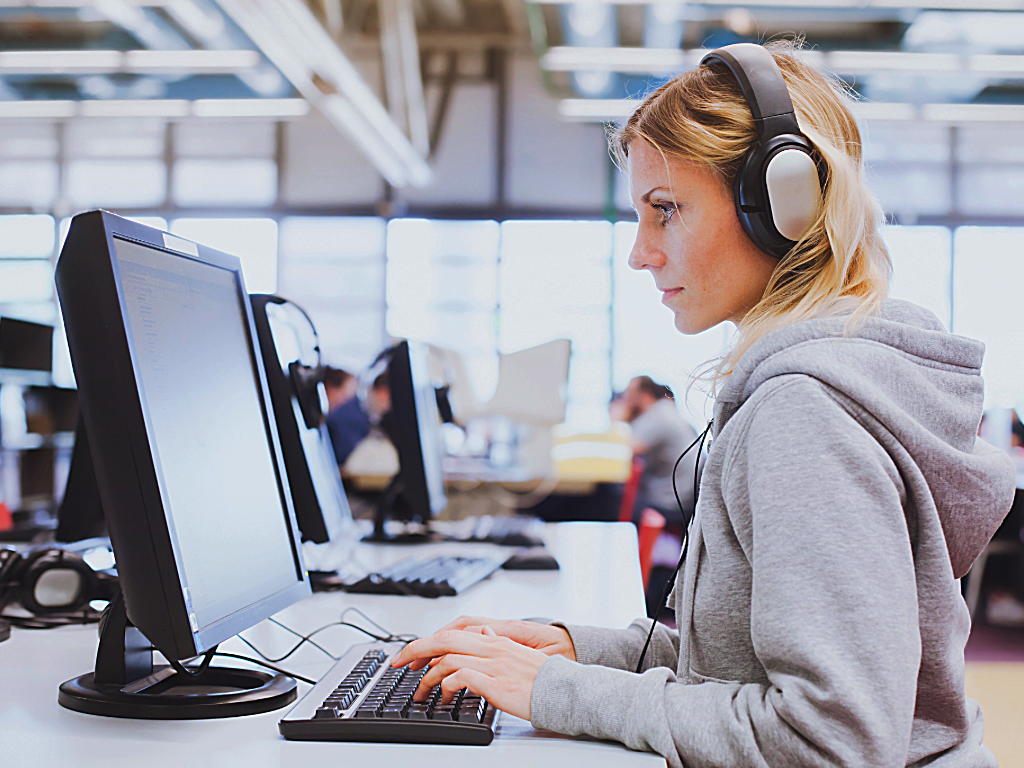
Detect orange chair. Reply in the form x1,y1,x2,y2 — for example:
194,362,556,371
637,508,666,589
618,455,645,523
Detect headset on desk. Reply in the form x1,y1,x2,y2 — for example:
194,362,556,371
0,547,118,628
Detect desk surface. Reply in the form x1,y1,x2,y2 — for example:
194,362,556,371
1,522,665,768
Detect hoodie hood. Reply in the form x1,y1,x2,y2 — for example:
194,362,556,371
714,298,1015,579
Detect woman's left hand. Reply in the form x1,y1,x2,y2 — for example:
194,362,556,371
389,626,550,721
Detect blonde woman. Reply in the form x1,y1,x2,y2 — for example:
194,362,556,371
391,42,1016,767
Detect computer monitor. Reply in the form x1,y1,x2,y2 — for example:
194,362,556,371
367,339,447,543
250,294,351,546
0,316,54,382
54,210,310,719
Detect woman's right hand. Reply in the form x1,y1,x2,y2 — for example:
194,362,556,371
402,615,576,670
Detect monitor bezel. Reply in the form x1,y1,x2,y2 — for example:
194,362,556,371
56,210,309,661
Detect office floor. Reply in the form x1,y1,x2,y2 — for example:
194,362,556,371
965,625,1024,767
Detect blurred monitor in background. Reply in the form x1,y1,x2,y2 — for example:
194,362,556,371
0,317,53,374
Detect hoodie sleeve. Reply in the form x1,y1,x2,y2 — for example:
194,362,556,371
556,619,680,672
531,377,922,768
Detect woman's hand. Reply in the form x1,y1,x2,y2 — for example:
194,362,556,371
389,626,552,721
403,615,576,668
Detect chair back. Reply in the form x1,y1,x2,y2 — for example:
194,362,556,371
618,455,645,523
638,508,666,589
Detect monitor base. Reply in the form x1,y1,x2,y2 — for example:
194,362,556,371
58,665,297,720
56,589,296,719
361,526,443,545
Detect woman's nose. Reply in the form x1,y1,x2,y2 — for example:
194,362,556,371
628,228,663,272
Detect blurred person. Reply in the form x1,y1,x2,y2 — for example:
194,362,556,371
389,40,1016,768
622,375,699,527
325,371,390,467
322,366,358,413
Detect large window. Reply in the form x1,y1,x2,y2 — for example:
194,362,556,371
170,218,279,294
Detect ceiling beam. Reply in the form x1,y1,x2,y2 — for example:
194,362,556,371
215,0,432,187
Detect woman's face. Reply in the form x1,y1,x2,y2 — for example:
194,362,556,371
627,140,778,335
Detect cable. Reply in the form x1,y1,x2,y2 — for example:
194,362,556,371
213,652,317,685
235,610,416,667
635,420,713,675
170,646,218,678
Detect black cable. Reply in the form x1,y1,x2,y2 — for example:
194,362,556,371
214,651,317,685
170,646,218,678
635,420,713,675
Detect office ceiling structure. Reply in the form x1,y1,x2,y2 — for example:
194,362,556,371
3,0,1024,188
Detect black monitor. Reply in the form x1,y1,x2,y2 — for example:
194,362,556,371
0,316,53,378
367,339,447,543
249,294,351,546
54,210,310,719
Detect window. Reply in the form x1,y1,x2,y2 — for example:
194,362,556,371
500,220,612,428
279,216,387,372
170,218,278,293
952,227,1024,409
0,261,54,303
612,222,727,425
66,159,167,209
0,215,55,259
883,225,952,329
387,219,500,398
0,161,59,208
172,159,278,207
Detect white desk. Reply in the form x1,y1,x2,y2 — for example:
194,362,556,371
1,523,666,768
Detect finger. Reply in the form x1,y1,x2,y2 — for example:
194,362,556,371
405,653,444,672
482,626,497,637
436,616,492,633
415,654,494,700
392,629,496,667
439,668,497,704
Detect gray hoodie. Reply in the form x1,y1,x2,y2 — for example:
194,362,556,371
530,299,1016,768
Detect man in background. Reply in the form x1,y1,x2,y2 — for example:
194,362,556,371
622,376,699,527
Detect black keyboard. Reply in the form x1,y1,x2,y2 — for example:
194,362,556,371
452,515,545,548
343,555,505,597
279,642,498,745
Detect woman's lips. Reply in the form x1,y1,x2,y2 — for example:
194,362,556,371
661,288,682,303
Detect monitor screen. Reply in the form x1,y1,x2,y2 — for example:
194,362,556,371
0,316,53,372
113,237,301,634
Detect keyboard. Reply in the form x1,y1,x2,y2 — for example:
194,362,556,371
343,555,505,597
279,642,498,745
448,515,545,548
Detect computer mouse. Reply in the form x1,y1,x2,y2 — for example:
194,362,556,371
502,548,560,571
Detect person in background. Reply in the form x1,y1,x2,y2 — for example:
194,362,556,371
325,371,390,467
322,366,358,413
620,375,699,527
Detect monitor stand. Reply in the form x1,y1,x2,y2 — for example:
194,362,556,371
58,591,297,719
362,475,441,545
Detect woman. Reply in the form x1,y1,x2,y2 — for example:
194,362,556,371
391,41,1016,767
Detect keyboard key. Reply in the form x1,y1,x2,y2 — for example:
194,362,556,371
380,707,405,719
314,707,339,719
407,706,430,720
457,709,480,723
354,708,378,719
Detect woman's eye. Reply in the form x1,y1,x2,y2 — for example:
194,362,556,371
652,203,675,226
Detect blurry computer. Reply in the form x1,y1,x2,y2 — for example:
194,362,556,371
364,339,447,543
0,317,54,382
55,211,310,718
250,294,352,545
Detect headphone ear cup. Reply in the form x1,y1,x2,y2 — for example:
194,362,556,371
289,362,325,430
17,550,95,615
734,147,792,259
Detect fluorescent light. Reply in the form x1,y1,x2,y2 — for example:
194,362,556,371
826,50,961,73
542,46,695,73
851,102,917,121
0,49,260,75
532,0,1024,8
0,101,77,118
192,98,309,117
970,54,1024,74
79,100,190,118
124,49,261,73
0,50,121,72
558,98,640,121
922,103,1024,121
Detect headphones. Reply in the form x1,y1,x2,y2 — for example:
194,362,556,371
0,547,118,628
701,43,823,259
258,295,330,431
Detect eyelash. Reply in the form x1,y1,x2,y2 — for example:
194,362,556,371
651,203,676,227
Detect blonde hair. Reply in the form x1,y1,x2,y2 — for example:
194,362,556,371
612,40,891,394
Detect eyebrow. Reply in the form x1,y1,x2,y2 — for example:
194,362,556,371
641,187,670,204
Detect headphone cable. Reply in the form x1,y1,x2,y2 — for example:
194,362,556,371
635,420,712,674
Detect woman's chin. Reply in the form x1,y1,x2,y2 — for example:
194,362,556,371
672,311,717,336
